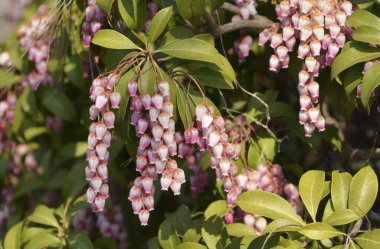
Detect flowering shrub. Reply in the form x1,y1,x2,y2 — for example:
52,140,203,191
1,0,380,248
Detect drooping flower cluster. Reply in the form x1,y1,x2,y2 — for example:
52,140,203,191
232,0,257,62
224,163,301,234
128,80,186,225
144,1,159,32
186,152,209,197
259,0,353,136
82,0,105,47
86,73,121,212
73,205,128,248
18,4,54,90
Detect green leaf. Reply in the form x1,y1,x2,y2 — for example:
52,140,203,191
299,222,344,240
235,191,304,226
226,223,258,237
343,64,362,95
24,232,61,249
158,216,180,249
269,102,298,119
115,70,134,122
353,26,380,45
348,166,378,217
147,237,159,249
204,200,228,220
139,59,155,95
148,7,173,42
299,170,325,222
361,61,380,112
331,42,380,80
323,209,360,226
0,69,21,88
174,205,192,236
41,88,76,121
354,229,380,248
163,26,195,44
191,67,234,89
176,85,193,129
183,219,202,243
24,127,49,140
117,0,147,31
201,216,229,249
348,10,380,29
194,34,215,46
97,0,114,14
175,0,206,19
331,171,352,210
263,219,302,234
4,221,24,249
65,55,85,89
59,142,87,158
70,232,94,249
63,162,86,199
177,242,207,249
27,205,60,228
158,38,222,65
92,30,140,50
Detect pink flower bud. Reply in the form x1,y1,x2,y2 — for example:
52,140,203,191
103,111,115,129
325,15,336,28
157,145,169,161
142,176,153,194
201,114,214,128
136,156,148,172
109,92,121,109
225,212,234,224
312,10,324,26
308,107,320,123
161,171,172,190
152,93,163,109
97,163,108,180
335,11,347,27
341,1,353,16
212,143,224,159
322,34,333,49
285,36,296,51
137,118,149,135
300,26,312,41
244,214,256,227
304,122,315,137
99,183,109,197
157,80,170,96
219,158,231,176
95,95,108,110
87,187,96,203
335,33,346,48
131,112,141,126
307,81,319,100
132,197,143,214
316,116,326,131
270,34,283,49
170,179,182,195
138,210,150,226
329,24,341,39
88,155,100,171
305,56,317,72
327,43,339,58
90,21,101,35
143,195,155,211
158,112,170,129
282,26,294,41
129,185,142,200
255,217,267,234
89,105,99,120
299,110,309,125
141,94,152,110
297,43,310,59
227,191,238,206
178,143,190,158
162,101,174,117
298,15,310,29
310,40,321,56
128,81,138,97
300,0,313,14
276,46,289,62
195,104,208,121
258,31,270,46
148,108,160,122
91,176,103,192
86,166,96,180
298,70,310,86
95,143,108,160
88,132,98,149
300,95,311,111
163,130,174,145
209,131,221,147
291,13,300,26
95,123,107,139
137,132,150,149
184,127,199,144
173,168,186,183
269,55,280,72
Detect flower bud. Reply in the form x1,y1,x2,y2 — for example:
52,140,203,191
141,94,152,110
269,55,280,72
138,210,150,226
103,111,115,129
87,187,96,203
128,81,138,97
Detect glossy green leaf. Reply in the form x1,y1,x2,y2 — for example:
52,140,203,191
176,85,193,129
163,26,195,44
158,216,180,249
353,26,380,45
24,127,49,140
194,34,215,46
183,219,202,243
204,200,228,220
0,69,21,88
331,171,352,210
331,42,380,80
354,229,380,248
299,170,325,222
97,0,114,14
174,205,192,236
235,191,304,226
177,242,207,249
41,88,76,121
299,222,344,240
148,7,173,42
139,59,155,95
263,219,302,234
92,30,140,50
226,223,258,237
323,209,360,226
191,67,234,89
158,38,222,65
115,70,134,122
4,221,23,249
175,0,206,19
70,232,94,249
24,232,61,249
59,142,87,158
348,10,380,29
348,166,378,217
117,0,147,31
201,216,229,249
343,64,362,95
269,102,298,119
361,61,380,112
27,205,60,228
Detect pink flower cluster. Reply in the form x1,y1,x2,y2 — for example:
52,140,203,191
259,0,353,136
186,152,208,197
224,163,301,234
232,0,257,62
73,205,127,248
144,1,159,32
128,80,186,225
86,73,121,212
18,4,54,90
82,0,105,47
